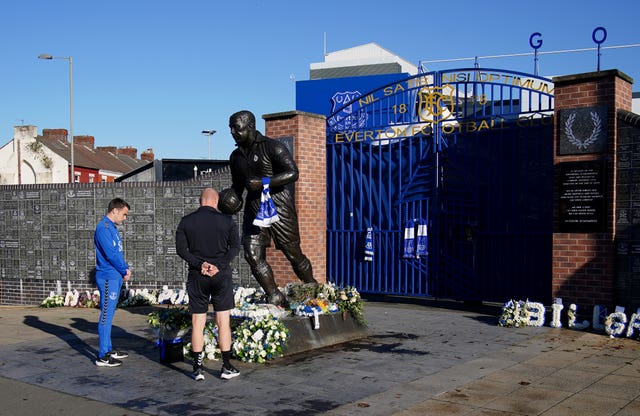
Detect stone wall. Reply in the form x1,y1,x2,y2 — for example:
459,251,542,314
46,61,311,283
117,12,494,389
0,110,328,305
615,109,640,308
0,169,255,305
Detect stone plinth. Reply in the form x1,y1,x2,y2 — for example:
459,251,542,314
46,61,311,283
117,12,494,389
280,312,368,356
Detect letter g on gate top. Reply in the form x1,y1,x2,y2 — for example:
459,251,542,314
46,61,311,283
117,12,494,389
529,32,543,50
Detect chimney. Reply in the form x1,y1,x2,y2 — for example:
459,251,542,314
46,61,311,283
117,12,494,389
75,135,95,149
42,129,68,142
140,148,154,162
117,146,138,159
97,146,117,154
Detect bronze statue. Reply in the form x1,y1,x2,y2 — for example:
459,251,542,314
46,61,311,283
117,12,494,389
221,110,316,307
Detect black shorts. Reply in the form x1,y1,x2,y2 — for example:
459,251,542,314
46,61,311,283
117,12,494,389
186,270,234,314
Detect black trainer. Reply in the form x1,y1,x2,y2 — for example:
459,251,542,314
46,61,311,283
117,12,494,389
220,363,240,380
96,355,122,367
192,367,205,381
109,350,129,359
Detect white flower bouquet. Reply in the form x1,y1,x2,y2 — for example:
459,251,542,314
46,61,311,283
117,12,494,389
119,289,158,307
232,314,289,363
147,306,191,340
498,299,530,327
40,292,64,308
184,321,219,361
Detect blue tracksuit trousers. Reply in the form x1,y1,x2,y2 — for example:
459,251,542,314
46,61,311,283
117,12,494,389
96,276,122,358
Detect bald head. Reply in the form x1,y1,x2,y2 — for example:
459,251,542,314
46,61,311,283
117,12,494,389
200,188,219,209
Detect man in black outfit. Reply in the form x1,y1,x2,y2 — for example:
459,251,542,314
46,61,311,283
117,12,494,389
226,110,317,307
176,188,240,381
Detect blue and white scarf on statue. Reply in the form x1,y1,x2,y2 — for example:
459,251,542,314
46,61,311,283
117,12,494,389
253,177,280,227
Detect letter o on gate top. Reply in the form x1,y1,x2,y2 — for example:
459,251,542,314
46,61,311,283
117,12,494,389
529,32,543,50
592,27,607,45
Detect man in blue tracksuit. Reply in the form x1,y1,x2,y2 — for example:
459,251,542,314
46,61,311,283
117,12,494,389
94,198,131,367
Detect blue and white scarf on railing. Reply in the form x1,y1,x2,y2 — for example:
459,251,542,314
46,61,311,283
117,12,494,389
253,177,280,227
403,220,415,258
364,227,374,261
415,219,428,258
403,219,428,259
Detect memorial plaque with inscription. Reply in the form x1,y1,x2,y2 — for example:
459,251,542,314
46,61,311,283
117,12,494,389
558,161,606,232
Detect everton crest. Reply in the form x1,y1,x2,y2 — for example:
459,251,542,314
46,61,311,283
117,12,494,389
417,85,456,123
327,91,368,133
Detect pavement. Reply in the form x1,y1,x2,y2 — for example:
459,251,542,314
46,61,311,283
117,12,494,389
0,300,639,416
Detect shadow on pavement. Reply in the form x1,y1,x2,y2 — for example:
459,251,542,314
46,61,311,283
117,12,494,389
23,315,97,361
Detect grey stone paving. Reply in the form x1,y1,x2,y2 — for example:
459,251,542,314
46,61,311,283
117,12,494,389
3,301,639,415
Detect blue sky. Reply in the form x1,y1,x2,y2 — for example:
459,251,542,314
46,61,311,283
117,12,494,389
2,0,638,160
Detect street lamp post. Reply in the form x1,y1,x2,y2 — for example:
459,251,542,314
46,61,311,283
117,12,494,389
201,130,216,159
38,53,74,183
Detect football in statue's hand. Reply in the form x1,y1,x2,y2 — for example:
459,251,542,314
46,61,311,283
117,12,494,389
218,188,243,215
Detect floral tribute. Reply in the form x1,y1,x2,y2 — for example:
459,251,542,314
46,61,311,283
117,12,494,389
231,286,288,320
232,314,289,363
40,290,100,308
286,282,367,326
118,289,157,307
567,303,590,330
147,306,191,340
183,321,219,362
40,292,65,308
40,285,191,309
549,303,563,328
498,300,530,327
605,311,627,338
498,298,640,343
43,280,368,363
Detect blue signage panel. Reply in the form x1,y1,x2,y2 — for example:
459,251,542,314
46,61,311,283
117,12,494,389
296,73,411,117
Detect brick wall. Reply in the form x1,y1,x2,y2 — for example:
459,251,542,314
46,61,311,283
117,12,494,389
264,111,327,286
552,70,633,310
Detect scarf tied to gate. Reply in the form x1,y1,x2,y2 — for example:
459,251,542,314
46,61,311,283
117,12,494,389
403,219,428,258
253,177,280,227
364,227,374,261
403,220,415,258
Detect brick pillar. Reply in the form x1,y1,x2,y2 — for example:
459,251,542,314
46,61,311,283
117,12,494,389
552,70,633,310
263,110,327,286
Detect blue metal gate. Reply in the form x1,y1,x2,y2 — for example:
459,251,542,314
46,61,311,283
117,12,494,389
326,68,555,303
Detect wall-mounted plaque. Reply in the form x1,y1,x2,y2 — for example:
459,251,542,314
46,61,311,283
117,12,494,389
558,161,606,232
558,106,607,155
